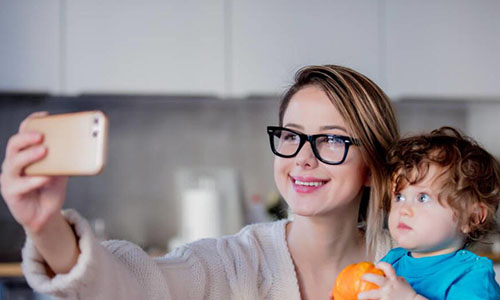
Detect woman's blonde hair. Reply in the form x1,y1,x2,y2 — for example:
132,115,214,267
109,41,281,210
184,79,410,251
279,65,399,257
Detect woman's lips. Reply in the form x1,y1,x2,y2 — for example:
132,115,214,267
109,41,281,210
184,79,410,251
289,176,329,194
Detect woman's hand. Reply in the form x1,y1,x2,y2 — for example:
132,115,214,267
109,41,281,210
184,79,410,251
1,112,80,275
0,112,68,233
357,262,427,300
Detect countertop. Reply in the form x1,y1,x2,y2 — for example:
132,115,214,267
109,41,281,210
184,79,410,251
0,263,23,277
477,252,500,263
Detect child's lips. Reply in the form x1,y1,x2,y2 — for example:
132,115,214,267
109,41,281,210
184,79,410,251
397,222,412,230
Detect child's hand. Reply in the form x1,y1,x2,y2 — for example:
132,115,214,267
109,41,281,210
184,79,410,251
357,262,423,300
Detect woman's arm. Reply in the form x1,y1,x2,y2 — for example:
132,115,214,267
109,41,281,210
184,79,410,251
26,212,80,275
22,210,154,299
1,112,79,274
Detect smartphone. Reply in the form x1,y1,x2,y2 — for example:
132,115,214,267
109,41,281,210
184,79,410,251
24,111,109,176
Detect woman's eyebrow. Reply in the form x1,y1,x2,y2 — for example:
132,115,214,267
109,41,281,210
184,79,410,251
283,123,348,133
320,125,348,133
283,123,303,130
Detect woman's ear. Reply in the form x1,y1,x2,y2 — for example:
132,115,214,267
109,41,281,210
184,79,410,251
363,169,371,187
462,203,488,234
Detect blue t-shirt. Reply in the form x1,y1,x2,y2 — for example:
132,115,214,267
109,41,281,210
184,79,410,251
381,248,500,300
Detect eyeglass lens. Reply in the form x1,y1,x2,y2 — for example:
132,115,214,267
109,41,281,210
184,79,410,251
271,128,347,163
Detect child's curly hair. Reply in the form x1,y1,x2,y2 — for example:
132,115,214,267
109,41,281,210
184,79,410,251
385,127,500,245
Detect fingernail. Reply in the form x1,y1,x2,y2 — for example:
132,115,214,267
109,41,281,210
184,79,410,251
31,133,42,140
35,146,46,154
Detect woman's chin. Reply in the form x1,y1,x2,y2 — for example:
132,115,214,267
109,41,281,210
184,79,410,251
288,204,326,218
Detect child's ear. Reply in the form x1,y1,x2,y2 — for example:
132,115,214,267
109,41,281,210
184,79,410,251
462,203,488,234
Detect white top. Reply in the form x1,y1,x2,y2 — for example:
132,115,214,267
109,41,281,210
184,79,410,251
22,209,302,299
21,210,389,299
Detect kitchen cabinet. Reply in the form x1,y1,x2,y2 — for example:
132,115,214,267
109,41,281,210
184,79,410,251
384,0,500,99
64,0,226,96
2,1,500,98
0,0,61,93
230,0,383,97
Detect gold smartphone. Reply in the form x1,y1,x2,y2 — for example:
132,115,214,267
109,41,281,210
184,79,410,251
24,111,108,176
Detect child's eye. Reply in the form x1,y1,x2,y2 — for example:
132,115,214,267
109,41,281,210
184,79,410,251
394,193,405,202
418,193,431,203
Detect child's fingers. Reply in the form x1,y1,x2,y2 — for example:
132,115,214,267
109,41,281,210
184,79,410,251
19,111,49,132
357,288,381,299
361,273,386,287
375,262,397,279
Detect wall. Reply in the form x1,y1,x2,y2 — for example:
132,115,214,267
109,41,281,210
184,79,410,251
0,95,279,257
2,95,500,259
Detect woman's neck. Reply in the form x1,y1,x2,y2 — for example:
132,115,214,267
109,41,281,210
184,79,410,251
286,212,368,300
286,212,367,269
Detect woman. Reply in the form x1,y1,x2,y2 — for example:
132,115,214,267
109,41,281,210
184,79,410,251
0,65,399,299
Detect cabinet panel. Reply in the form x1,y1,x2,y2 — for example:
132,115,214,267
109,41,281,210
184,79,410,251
65,0,225,95
0,0,60,93
231,0,382,97
385,0,500,98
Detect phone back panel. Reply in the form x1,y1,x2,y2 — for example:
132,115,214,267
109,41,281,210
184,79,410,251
24,111,108,176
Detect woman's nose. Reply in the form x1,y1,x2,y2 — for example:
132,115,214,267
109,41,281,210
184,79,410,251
295,141,318,168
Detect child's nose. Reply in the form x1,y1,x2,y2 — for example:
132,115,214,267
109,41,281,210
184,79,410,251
399,203,414,217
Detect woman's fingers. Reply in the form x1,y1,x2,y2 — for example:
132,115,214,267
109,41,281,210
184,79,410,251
5,132,44,159
1,134,48,201
6,176,51,197
6,144,47,175
375,262,397,279
19,111,49,132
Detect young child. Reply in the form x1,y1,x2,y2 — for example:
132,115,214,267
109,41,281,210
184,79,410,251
358,127,500,300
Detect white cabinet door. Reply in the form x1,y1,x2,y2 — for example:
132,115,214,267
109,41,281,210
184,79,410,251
0,0,61,93
65,0,225,96
230,0,382,97
385,0,500,99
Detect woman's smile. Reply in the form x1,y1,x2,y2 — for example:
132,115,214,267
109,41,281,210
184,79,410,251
289,175,330,193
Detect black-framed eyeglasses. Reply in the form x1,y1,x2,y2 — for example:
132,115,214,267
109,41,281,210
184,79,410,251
266,126,360,165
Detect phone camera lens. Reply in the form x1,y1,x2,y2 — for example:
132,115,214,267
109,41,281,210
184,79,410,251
94,117,99,124
92,130,99,138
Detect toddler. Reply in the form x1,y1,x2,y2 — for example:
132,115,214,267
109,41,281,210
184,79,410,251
359,127,500,300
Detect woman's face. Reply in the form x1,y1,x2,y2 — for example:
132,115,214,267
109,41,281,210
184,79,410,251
274,85,370,217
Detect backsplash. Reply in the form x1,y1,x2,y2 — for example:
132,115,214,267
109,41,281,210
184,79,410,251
1,94,499,260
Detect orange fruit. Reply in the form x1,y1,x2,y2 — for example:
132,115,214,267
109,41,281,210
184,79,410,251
331,261,385,300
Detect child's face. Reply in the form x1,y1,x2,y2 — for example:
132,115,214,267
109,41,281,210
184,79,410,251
388,164,466,257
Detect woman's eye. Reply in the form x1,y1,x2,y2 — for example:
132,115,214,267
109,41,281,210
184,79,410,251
282,133,299,143
394,194,404,202
317,135,344,147
418,193,431,203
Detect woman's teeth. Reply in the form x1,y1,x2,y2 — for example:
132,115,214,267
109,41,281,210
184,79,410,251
294,180,324,187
